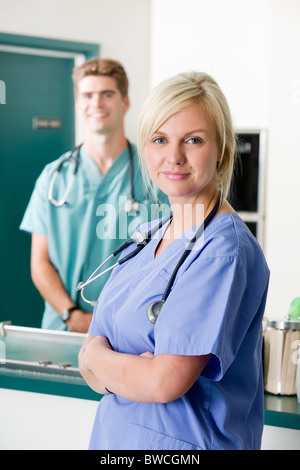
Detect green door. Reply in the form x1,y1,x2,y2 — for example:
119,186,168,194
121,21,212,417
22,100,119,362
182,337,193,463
0,50,75,327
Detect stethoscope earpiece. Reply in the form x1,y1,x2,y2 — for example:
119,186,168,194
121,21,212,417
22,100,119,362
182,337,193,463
147,300,165,324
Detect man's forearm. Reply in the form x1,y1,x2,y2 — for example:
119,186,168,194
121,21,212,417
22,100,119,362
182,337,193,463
31,256,76,314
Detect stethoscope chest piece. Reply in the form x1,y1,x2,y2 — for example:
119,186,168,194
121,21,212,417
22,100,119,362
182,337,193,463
147,300,165,324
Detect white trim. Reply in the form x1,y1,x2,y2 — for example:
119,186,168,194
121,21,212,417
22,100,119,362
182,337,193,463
0,44,85,62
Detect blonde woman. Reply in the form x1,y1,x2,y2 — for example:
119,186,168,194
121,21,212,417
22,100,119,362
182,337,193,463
79,72,270,450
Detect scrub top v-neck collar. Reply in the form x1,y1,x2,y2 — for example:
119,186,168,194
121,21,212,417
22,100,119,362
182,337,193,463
80,144,131,190
149,215,213,264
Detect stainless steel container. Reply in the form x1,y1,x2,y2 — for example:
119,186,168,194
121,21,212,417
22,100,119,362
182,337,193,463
297,345,300,404
264,319,300,395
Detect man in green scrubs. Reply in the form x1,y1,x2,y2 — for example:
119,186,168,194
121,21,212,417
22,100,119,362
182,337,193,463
20,58,169,332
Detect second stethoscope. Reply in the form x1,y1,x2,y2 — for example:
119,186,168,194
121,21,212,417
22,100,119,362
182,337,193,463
48,140,140,213
76,198,220,324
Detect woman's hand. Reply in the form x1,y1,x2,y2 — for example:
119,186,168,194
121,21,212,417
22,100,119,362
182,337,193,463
83,336,112,368
88,335,112,351
78,334,113,394
79,335,112,370
140,351,154,359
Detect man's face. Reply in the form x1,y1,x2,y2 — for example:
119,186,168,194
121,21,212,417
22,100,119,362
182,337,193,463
75,75,129,136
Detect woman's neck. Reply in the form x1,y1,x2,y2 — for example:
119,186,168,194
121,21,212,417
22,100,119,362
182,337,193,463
168,191,220,240
154,192,234,259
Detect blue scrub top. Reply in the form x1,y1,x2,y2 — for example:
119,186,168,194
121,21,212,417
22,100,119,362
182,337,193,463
88,213,270,450
20,144,169,330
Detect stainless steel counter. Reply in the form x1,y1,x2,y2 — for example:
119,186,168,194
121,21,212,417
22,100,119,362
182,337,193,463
0,323,90,389
1,323,300,432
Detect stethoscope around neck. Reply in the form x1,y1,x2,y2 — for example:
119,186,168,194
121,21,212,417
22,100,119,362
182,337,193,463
76,198,220,324
48,140,140,213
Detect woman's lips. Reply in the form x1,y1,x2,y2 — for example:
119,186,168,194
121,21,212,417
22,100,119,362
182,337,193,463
162,171,190,181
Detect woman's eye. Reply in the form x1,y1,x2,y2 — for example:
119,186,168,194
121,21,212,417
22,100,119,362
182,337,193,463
153,137,166,144
186,137,203,144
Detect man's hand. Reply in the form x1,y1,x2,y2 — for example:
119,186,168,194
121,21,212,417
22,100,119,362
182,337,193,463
65,310,92,333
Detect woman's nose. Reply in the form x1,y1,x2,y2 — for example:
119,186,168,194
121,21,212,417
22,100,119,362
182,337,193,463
167,144,185,166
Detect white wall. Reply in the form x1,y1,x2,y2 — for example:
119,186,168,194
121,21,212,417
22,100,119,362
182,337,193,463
150,0,271,129
150,0,300,320
0,0,151,142
266,0,300,319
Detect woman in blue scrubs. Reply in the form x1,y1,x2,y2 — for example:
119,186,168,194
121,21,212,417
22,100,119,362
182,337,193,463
79,72,270,450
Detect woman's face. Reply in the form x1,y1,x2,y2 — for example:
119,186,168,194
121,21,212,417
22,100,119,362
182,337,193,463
144,104,220,205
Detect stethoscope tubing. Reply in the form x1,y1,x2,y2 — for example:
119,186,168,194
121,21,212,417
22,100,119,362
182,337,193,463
48,145,81,207
161,198,220,302
48,141,136,209
146,198,220,323
76,212,173,306
76,199,220,323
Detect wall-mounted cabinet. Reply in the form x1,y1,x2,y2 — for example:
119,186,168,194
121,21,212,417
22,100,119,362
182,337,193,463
228,131,267,248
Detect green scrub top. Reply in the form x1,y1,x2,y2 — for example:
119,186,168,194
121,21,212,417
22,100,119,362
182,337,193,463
20,144,170,331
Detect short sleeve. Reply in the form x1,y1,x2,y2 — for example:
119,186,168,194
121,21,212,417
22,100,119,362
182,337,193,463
19,167,51,235
88,308,101,337
154,255,263,381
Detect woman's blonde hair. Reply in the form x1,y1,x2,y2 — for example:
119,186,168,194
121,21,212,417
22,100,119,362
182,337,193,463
137,72,236,201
